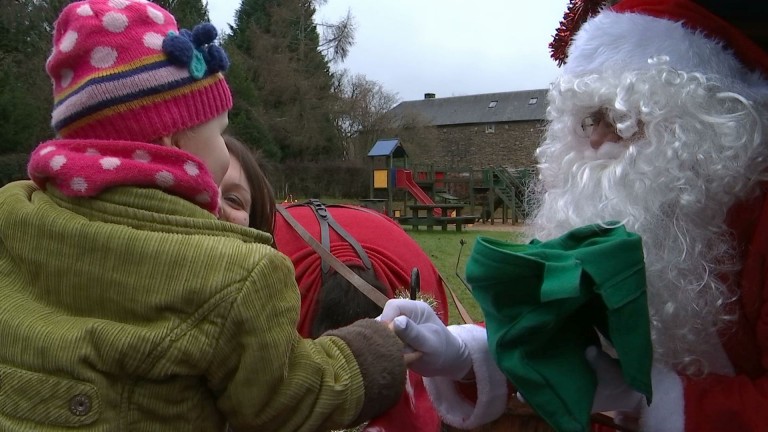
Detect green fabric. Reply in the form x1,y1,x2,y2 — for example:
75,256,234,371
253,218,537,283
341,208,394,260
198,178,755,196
467,223,653,432
0,181,368,431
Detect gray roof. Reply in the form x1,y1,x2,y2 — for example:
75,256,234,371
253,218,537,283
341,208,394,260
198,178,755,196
388,89,548,126
367,138,407,157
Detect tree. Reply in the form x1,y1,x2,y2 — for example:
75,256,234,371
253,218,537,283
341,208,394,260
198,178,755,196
225,46,281,160
154,0,210,30
0,0,70,159
331,70,400,161
225,0,342,163
316,8,355,65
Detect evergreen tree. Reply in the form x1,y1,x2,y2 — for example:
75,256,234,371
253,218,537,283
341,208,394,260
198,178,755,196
0,0,69,162
154,0,210,30
226,46,281,160
225,0,341,163
316,7,355,65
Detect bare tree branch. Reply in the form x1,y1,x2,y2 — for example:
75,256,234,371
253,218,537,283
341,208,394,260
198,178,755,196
317,8,355,64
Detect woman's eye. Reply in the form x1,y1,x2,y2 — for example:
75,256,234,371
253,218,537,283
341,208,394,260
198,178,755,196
224,194,246,210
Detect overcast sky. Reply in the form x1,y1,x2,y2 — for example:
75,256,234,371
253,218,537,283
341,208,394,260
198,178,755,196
209,1,570,103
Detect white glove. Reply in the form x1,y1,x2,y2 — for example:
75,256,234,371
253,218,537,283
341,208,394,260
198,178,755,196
586,346,645,415
379,299,472,380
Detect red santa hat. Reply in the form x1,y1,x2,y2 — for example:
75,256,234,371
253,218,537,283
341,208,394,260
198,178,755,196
553,0,768,86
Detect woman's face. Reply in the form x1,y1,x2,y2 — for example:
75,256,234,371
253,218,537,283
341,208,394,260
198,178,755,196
219,154,252,227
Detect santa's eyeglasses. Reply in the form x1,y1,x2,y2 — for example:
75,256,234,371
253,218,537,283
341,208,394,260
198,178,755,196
580,108,614,137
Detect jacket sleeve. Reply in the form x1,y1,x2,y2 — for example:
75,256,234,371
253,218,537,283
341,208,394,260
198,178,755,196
207,250,406,432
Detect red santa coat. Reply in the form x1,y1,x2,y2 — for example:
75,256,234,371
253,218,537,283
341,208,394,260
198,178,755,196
432,188,768,432
668,186,768,432
273,204,449,432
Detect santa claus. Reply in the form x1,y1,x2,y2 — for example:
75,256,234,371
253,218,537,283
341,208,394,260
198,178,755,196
381,0,768,431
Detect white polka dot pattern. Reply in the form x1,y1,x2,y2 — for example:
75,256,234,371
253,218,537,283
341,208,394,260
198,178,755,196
76,4,93,16
71,177,88,192
103,12,129,33
143,32,164,50
60,69,74,88
90,46,118,68
108,0,131,9
146,6,165,24
28,141,221,215
132,150,151,162
59,31,78,53
184,161,200,176
155,171,174,188
100,157,121,170
50,155,67,171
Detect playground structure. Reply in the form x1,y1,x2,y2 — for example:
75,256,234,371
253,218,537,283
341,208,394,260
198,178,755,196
365,138,533,227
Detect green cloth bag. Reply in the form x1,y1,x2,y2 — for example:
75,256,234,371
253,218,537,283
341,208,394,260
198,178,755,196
467,223,653,432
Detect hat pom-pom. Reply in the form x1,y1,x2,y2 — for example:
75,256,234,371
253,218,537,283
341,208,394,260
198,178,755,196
205,45,230,73
164,24,229,78
192,23,218,47
163,32,195,67
180,28,194,41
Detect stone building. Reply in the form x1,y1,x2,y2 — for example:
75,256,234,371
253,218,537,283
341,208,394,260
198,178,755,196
386,89,548,170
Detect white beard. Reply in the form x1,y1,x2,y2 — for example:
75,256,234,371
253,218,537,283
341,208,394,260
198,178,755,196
528,65,768,373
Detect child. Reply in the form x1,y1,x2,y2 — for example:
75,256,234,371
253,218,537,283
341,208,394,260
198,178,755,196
0,1,406,431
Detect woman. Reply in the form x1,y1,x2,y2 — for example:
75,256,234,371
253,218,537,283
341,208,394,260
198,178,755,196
221,135,276,236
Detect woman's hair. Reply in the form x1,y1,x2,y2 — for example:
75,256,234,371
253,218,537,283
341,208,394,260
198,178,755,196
223,135,276,236
310,267,387,339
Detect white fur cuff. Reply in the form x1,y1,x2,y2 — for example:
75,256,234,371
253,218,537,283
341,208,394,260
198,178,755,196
640,364,684,432
423,324,508,429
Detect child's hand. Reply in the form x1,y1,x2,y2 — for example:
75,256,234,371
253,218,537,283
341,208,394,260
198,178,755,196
380,299,472,380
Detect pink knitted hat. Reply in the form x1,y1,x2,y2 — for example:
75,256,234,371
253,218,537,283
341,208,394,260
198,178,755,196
46,0,233,143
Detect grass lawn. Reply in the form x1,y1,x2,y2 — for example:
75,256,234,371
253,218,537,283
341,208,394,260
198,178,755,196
404,227,525,325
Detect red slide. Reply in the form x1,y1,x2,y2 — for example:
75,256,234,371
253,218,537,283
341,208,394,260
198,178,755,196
395,169,441,217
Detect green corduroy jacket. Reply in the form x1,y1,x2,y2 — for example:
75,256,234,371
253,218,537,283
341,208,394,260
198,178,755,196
0,181,404,431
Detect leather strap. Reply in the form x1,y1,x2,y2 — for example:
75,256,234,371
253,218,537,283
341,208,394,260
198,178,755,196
303,199,373,274
276,204,389,308
440,274,474,324
278,202,475,325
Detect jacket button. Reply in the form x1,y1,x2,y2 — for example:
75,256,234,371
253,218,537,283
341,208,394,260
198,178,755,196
69,394,91,416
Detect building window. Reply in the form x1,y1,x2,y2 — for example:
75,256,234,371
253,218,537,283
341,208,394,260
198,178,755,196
485,124,495,133
488,100,498,108
528,97,538,105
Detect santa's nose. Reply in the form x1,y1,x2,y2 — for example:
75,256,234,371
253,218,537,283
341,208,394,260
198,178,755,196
589,118,622,149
